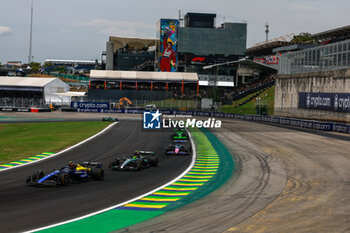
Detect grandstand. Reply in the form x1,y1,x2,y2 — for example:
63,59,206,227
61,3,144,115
106,37,156,71
311,25,350,44
44,59,100,74
88,70,198,101
203,58,277,87
275,25,350,122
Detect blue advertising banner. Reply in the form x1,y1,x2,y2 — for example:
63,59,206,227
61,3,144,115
333,124,350,133
313,122,333,131
301,120,314,129
299,92,350,112
71,102,110,112
67,102,350,135
225,113,235,119
213,112,225,118
253,116,262,121
194,111,211,117
125,109,143,114
290,119,302,127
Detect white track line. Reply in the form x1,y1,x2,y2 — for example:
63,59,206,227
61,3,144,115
26,129,197,233
0,122,118,173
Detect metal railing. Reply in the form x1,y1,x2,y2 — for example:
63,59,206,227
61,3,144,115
0,97,44,108
279,39,350,74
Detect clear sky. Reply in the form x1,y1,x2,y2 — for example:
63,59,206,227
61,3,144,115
0,0,348,64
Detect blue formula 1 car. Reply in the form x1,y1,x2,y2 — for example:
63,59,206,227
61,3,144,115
26,161,104,186
109,151,158,171
165,140,192,156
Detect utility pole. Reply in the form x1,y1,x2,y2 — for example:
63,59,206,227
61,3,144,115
28,0,34,63
265,23,269,43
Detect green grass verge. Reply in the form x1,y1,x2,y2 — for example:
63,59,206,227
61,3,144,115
222,85,275,115
0,122,112,164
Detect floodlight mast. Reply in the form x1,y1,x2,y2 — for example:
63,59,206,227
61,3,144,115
28,0,34,63
265,23,269,42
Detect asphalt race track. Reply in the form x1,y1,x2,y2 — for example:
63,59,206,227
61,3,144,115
0,120,191,233
1,112,350,233
122,119,350,233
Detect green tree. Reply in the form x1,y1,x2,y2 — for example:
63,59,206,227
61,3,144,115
29,62,41,72
43,61,53,69
292,32,319,44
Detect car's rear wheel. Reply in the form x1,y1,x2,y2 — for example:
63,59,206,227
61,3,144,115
91,168,104,181
136,161,143,171
150,158,159,167
109,159,119,169
58,173,70,186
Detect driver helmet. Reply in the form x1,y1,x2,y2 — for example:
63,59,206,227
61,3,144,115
134,151,141,158
68,161,75,168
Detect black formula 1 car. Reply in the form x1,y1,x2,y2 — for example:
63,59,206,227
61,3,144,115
165,140,192,156
109,151,158,171
26,161,104,186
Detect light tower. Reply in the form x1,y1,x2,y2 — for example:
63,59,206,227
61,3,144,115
265,23,269,42
28,0,34,63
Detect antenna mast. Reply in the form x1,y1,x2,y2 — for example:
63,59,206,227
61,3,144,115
28,0,34,63
265,23,269,42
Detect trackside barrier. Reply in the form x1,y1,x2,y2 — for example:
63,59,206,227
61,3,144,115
72,108,350,135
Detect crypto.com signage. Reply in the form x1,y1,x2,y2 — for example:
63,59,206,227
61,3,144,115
299,92,350,113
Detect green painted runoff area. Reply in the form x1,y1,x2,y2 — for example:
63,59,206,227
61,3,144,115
0,122,111,164
37,128,234,233
38,210,164,233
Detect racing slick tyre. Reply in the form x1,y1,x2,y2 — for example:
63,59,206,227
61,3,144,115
136,161,143,171
31,170,44,182
91,168,104,181
109,159,119,169
58,173,70,186
150,158,159,167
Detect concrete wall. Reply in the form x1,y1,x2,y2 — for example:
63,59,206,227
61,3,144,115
274,68,350,122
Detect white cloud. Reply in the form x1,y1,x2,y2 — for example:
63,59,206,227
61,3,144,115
74,19,155,38
0,26,12,36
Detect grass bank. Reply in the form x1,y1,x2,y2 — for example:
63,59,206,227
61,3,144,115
222,85,275,115
0,121,111,164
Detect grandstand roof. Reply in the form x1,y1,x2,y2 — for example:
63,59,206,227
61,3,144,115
90,70,198,82
246,41,293,56
311,25,350,41
203,58,277,72
52,91,86,97
109,37,156,52
272,44,315,53
199,81,234,87
45,59,101,65
0,76,61,87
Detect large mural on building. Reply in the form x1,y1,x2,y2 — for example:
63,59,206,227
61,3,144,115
159,19,179,72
